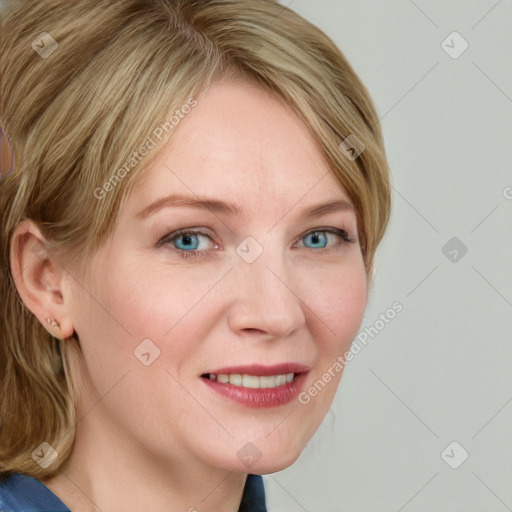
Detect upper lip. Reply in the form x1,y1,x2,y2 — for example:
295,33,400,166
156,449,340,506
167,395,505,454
202,363,311,376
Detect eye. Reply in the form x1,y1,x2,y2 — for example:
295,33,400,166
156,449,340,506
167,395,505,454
157,228,217,260
295,228,353,252
157,226,354,260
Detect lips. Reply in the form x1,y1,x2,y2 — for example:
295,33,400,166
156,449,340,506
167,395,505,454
200,363,310,408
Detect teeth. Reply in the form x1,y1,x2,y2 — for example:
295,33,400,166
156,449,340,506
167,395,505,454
275,374,287,386
242,375,261,388
229,374,242,386
208,373,295,389
259,376,275,388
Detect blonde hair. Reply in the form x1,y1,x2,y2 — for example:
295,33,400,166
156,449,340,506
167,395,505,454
0,0,391,478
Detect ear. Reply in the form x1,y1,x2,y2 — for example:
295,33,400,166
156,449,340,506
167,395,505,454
9,219,75,340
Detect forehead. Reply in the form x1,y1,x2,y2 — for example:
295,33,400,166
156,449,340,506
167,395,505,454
126,80,351,218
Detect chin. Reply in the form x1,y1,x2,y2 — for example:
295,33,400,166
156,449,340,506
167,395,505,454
224,439,307,475
252,450,303,474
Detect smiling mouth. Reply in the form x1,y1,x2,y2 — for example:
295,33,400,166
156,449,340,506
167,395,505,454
200,364,310,408
201,373,296,389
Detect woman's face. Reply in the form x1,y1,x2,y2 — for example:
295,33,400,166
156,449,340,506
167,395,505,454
64,80,367,474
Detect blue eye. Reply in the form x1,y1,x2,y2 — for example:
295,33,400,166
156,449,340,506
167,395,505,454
157,227,353,260
161,229,216,259
173,232,209,251
302,231,333,249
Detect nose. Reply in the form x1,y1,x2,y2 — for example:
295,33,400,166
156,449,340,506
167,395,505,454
227,246,306,339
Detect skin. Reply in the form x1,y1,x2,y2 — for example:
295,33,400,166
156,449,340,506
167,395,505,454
11,79,368,512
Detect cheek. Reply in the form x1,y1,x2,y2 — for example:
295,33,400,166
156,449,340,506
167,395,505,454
291,263,366,438
91,258,219,364
307,261,368,354
67,258,174,376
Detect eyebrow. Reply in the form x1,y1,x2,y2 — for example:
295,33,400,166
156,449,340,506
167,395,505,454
136,193,354,222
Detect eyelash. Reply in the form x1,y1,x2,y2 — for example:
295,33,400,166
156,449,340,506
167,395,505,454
157,227,354,260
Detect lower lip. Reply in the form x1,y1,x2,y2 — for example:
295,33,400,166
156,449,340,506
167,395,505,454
201,373,308,408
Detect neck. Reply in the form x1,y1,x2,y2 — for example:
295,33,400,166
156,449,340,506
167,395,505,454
43,401,248,512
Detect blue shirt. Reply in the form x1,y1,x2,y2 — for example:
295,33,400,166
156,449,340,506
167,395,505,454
0,472,267,512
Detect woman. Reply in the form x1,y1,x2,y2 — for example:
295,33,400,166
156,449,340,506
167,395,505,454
0,0,392,510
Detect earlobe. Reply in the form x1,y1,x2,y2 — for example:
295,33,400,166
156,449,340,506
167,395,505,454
9,219,75,340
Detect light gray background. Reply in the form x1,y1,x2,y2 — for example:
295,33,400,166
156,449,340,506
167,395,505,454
1,1,510,510
264,1,512,511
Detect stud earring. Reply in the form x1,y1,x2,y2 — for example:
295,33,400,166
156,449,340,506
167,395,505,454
46,317,60,328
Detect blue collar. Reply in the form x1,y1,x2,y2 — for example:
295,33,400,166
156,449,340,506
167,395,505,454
0,472,267,511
